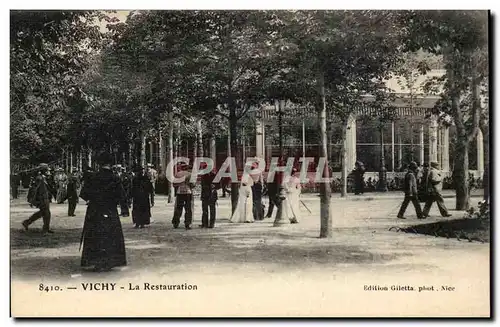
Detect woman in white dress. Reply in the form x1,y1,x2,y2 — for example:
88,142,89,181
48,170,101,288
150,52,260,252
229,174,254,223
282,169,302,223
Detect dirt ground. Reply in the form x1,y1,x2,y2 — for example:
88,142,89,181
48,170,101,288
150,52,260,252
10,190,490,317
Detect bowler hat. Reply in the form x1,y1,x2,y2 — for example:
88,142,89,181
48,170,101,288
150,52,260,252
38,163,49,172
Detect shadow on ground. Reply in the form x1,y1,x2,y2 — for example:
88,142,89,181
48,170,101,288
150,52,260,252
10,220,411,280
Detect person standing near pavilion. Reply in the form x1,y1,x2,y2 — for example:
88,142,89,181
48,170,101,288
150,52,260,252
27,174,36,207
172,164,195,230
22,163,55,235
46,168,56,203
131,165,154,228
66,168,81,217
422,162,452,218
120,166,132,211
230,173,254,223
265,178,279,218
54,168,68,203
353,161,366,195
251,165,264,221
282,168,302,223
200,163,219,228
79,152,127,272
146,163,158,194
397,161,424,219
10,171,20,199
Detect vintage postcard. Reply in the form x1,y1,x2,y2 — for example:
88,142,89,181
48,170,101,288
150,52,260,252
9,9,490,317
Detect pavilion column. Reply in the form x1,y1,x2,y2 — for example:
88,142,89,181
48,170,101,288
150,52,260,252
262,122,266,160
149,141,154,165
441,126,450,172
477,129,484,176
255,116,264,159
428,114,438,163
159,129,166,175
398,133,403,171
419,124,425,165
345,115,357,171
391,121,395,172
210,134,216,167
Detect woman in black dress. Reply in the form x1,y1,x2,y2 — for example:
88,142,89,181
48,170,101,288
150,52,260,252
353,161,366,195
79,153,127,272
131,165,154,228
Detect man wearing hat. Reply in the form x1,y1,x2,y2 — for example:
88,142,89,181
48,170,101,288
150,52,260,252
66,168,80,216
397,161,424,219
200,163,220,228
22,163,55,234
172,163,195,230
422,162,452,218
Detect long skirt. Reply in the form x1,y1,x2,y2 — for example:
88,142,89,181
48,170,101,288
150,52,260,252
132,195,151,226
230,188,254,223
81,205,127,269
56,185,67,203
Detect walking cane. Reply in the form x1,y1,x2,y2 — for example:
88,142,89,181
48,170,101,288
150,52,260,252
300,200,312,213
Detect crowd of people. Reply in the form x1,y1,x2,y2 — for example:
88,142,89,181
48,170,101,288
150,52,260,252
11,153,460,272
12,154,305,272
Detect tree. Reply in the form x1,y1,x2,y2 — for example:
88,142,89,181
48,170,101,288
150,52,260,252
402,10,489,210
10,10,115,166
270,10,405,237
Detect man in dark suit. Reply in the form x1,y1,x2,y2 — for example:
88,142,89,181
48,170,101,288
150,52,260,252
397,161,424,219
265,179,279,218
422,162,452,218
200,165,220,228
22,164,55,234
67,169,80,216
10,172,20,199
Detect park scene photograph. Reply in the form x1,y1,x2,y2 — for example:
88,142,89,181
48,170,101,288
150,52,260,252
9,9,490,317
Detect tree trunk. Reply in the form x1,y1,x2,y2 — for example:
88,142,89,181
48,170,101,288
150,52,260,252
149,140,154,166
69,150,73,173
229,112,239,214
340,119,348,197
65,147,69,172
87,147,92,168
159,128,165,175
174,120,180,162
167,113,175,203
128,142,133,169
317,71,332,238
453,137,469,210
197,118,203,157
78,148,83,171
480,123,489,203
140,132,146,168
446,49,471,211
227,128,231,157
210,134,217,168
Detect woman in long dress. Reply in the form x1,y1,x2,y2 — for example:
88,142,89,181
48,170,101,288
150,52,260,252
282,169,302,224
79,153,127,272
131,165,154,228
55,169,68,203
229,175,254,223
